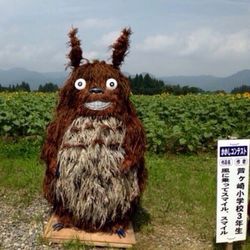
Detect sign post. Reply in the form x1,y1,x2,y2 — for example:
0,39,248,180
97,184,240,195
216,139,250,247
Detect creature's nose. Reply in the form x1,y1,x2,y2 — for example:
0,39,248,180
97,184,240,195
89,87,104,94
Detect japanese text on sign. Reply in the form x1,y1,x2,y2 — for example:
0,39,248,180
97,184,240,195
220,146,248,157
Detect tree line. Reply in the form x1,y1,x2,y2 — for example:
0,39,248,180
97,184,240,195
129,73,204,95
231,85,250,94
0,82,58,92
0,74,250,94
0,81,31,92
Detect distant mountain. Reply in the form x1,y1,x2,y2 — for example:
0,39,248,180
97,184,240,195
160,69,250,92
1,67,250,92
0,67,68,90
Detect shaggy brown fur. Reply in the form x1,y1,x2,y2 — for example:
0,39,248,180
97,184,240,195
41,28,147,232
67,28,83,68
111,28,131,69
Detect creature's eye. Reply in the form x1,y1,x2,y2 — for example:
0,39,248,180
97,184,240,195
74,78,86,90
106,78,118,90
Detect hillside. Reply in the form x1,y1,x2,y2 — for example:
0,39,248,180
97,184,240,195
160,69,250,92
0,68,67,90
1,67,250,92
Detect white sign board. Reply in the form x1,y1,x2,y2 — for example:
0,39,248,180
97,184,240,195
216,139,250,243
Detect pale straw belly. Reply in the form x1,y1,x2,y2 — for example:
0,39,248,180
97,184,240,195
55,116,139,229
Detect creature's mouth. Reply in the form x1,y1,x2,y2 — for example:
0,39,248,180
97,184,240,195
84,101,111,111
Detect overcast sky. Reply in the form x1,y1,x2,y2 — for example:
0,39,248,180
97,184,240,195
0,0,250,76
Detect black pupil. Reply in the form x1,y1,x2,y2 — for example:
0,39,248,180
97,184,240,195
78,81,82,86
110,82,114,87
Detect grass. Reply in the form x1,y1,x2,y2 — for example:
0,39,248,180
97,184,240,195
141,153,217,237
0,138,44,204
1,138,250,249
63,239,94,250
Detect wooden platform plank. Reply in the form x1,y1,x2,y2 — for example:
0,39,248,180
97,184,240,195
43,214,136,248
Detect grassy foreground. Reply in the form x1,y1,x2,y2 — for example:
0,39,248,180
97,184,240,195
0,138,250,249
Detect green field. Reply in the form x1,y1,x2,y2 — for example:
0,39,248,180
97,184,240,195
1,92,250,249
1,92,250,153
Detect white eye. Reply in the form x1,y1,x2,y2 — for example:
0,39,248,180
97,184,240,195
74,78,86,90
106,78,118,90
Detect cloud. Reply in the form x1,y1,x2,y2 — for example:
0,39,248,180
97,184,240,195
76,18,114,30
137,35,177,51
0,0,250,76
180,29,250,61
84,50,99,60
179,29,221,56
97,30,121,47
216,30,250,55
0,42,65,71
136,28,250,60
223,0,250,4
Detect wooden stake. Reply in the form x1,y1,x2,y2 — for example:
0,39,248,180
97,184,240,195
225,242,233,250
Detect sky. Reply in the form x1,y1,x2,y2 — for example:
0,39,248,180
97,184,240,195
0,0,250,77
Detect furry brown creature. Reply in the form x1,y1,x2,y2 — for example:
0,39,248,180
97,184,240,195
41,27,147,235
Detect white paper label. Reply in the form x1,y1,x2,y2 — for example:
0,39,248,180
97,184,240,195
216,139,250,243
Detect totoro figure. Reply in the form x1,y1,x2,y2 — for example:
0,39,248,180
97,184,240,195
41,27,147,236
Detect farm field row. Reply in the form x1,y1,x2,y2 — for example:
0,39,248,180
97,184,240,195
0,92,250,153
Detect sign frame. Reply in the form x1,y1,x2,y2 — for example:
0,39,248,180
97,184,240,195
216,139,250,243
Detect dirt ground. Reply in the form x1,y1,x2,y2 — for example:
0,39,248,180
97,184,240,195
0,194,215,250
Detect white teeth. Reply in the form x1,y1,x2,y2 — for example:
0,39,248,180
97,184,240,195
84,101,111,111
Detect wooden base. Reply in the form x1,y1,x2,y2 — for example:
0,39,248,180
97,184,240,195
43,214,136,248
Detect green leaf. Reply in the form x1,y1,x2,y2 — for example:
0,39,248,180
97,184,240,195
188,145,194,151
3,125,11,132
179,138,187,145
13,120,20,126
204,132,212,138
173,125,181,133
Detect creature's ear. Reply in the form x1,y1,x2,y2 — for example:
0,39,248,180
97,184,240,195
111,28,132,69
67,28,83,68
